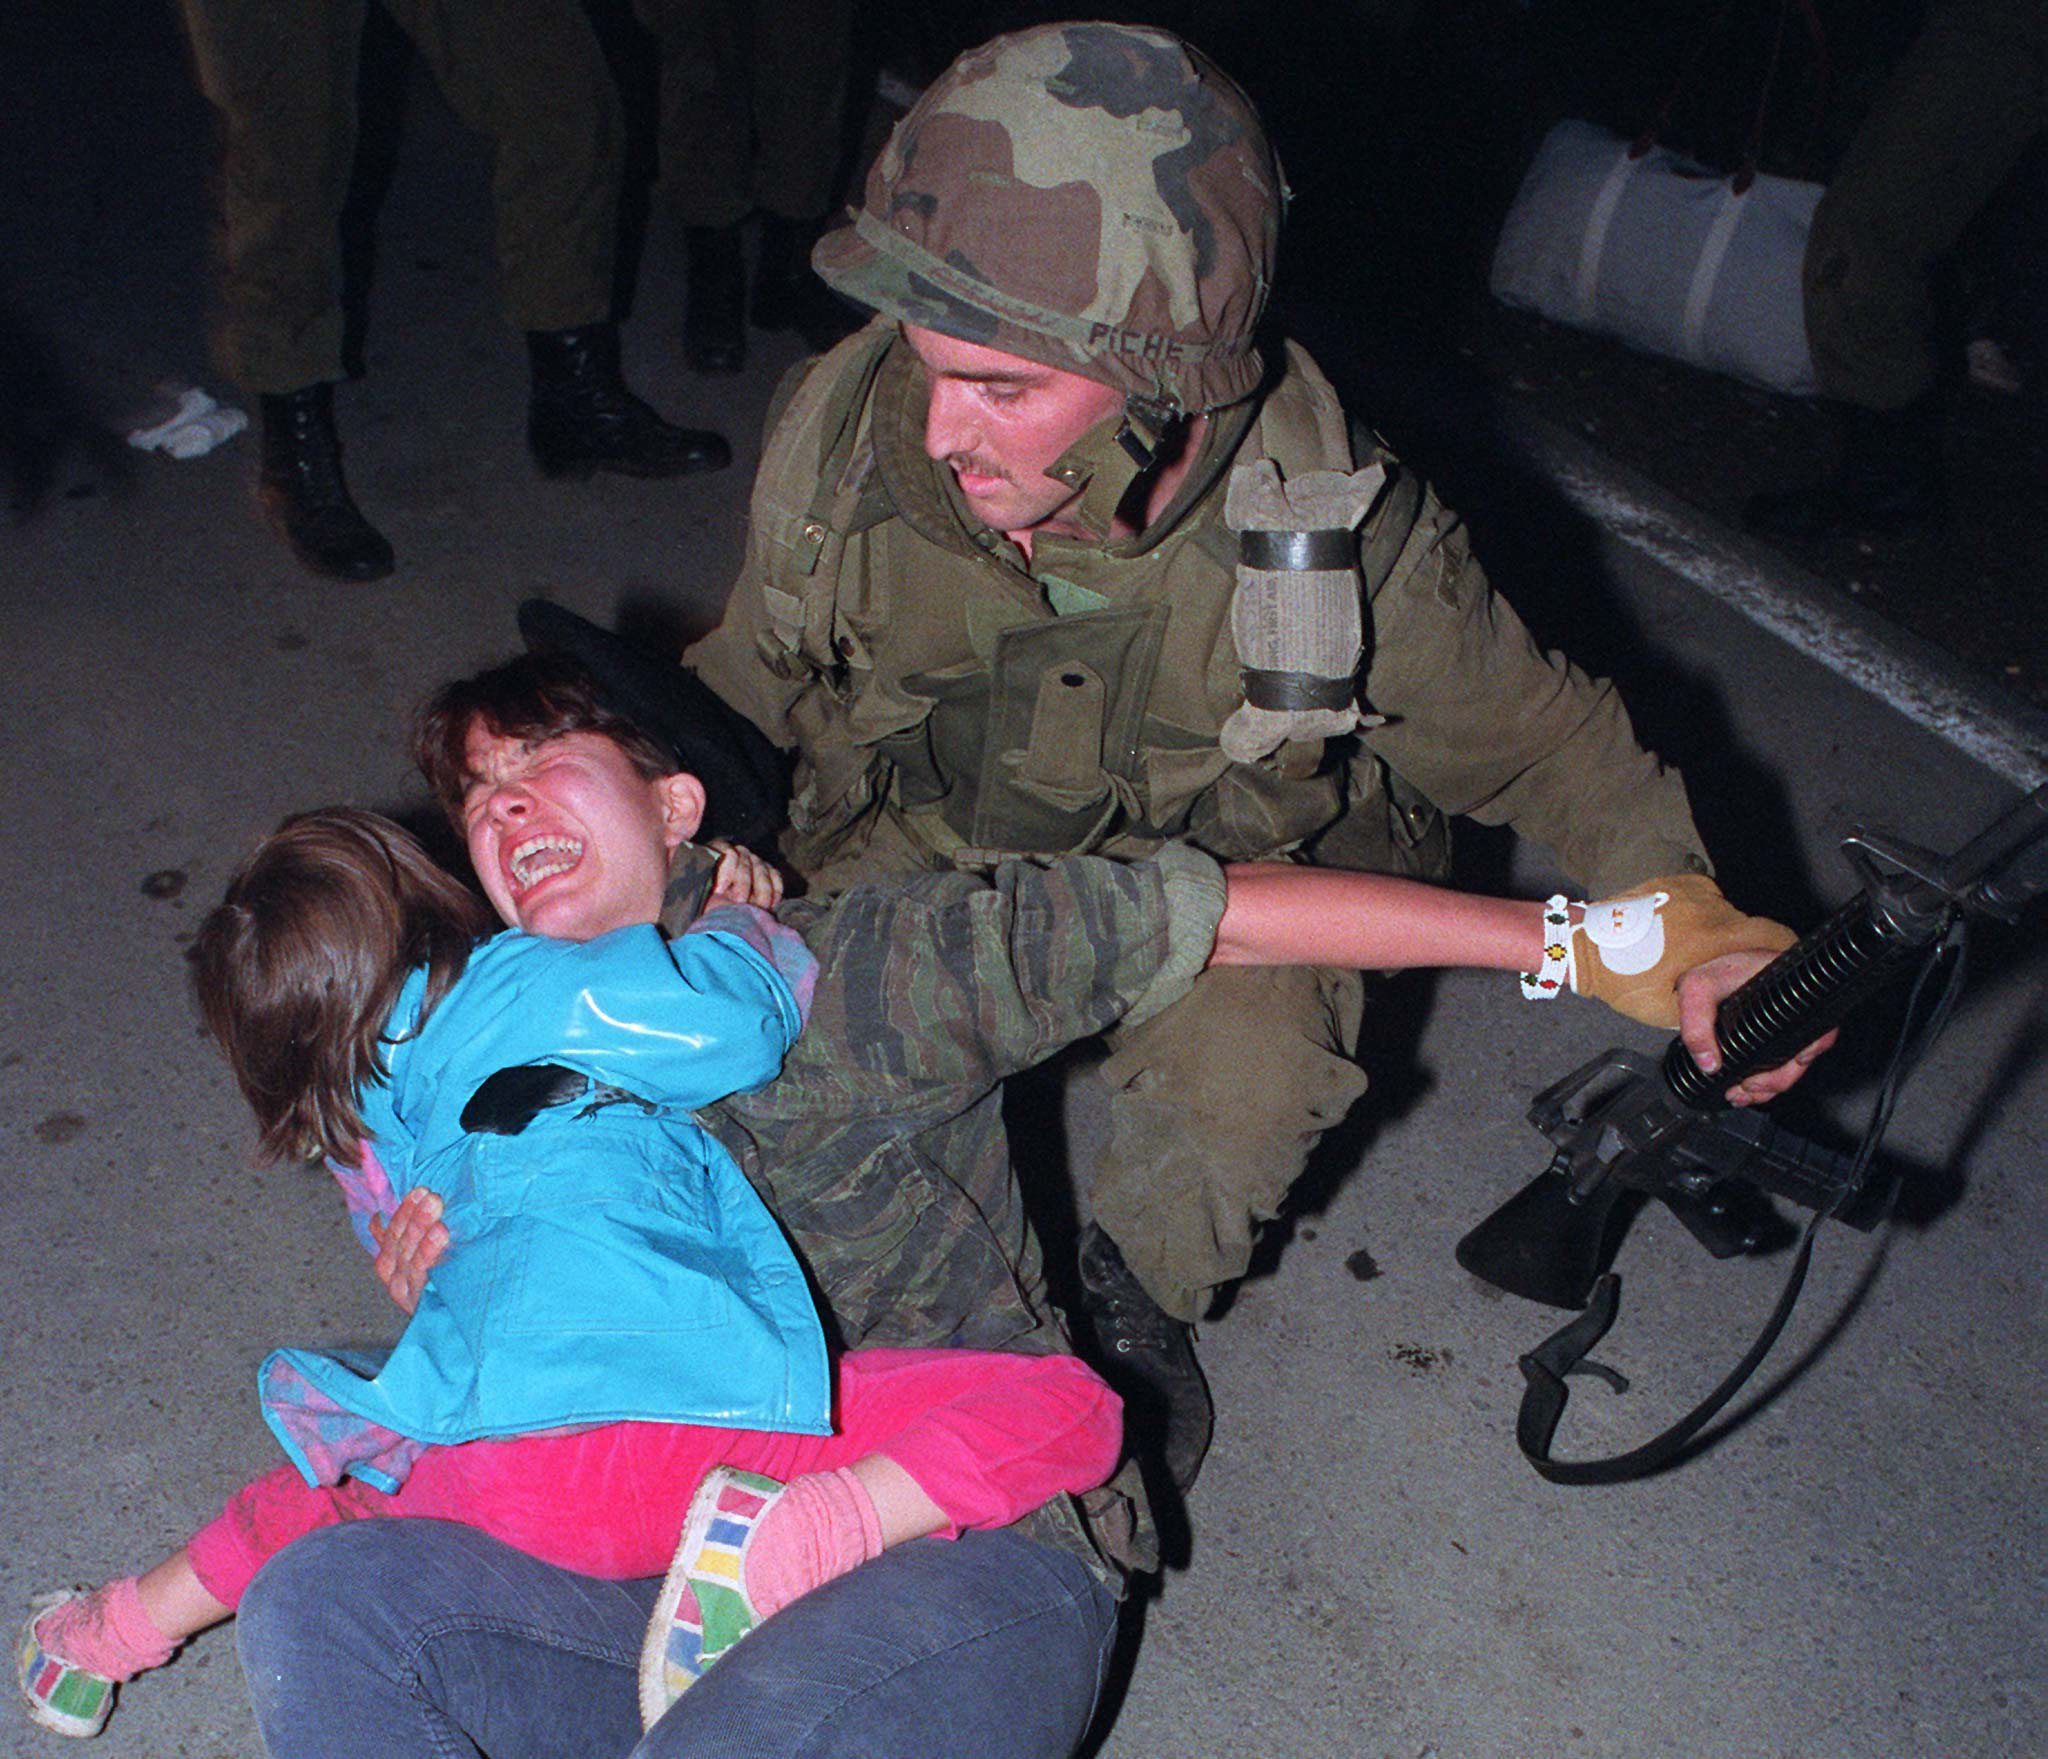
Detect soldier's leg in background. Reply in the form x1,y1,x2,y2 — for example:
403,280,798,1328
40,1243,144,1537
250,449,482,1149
391,0,730,478
1083,963,1367,1487
177,0,364,393
747,0,860,343
389,0,620,333
750,0,855,224
1804,0,2043,413
633,0,753,371
178,0,397,581
634,0,754,230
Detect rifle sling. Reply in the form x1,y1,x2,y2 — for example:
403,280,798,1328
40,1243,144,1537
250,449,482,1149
1514,1210,1823,1485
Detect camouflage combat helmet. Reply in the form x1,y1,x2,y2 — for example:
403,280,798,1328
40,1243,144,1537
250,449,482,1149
813,20,1285,415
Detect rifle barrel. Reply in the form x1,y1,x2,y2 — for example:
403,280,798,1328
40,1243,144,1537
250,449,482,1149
1941,780,2048,904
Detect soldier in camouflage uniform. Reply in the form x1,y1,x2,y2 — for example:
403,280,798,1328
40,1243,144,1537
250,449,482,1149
686,21,1808,1490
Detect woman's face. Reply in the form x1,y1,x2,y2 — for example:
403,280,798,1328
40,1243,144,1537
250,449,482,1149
458,726,703,940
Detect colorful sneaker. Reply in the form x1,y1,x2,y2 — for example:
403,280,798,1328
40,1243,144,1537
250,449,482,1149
17,1593,116,1738
636,1466,783,1728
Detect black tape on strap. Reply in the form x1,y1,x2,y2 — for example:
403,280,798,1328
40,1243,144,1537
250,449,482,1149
1238,527,1357,571
1241,668,1356,711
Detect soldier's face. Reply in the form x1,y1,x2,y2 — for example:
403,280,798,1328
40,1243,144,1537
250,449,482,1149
905,325,1123,538
458,725,704,941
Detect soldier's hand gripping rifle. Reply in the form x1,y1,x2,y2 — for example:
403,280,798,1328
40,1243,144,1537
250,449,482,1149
1456,779,2048,1482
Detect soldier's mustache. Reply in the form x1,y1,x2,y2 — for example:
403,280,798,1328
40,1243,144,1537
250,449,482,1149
947,454,1011,486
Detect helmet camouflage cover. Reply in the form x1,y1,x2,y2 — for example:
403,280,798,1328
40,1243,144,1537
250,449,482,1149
814,20,1285,414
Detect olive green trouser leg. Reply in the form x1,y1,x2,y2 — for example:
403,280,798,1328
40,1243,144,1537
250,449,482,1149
1804,0,2045,410
179,0,619,394
179,0,369,393
1087,963,1369,1323
633,0,855,227
381,0,621,335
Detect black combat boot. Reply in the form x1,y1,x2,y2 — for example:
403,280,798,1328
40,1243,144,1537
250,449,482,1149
750,214,859,353
1076,1223,1215,1492
1743,395,1948,544
683,225,747,375
257,385,394,582
526,324,731,479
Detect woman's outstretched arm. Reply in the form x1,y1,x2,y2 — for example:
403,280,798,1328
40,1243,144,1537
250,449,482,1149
1208,863,1549,974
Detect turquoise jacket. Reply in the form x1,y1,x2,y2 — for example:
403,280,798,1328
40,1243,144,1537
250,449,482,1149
259,915,830,1490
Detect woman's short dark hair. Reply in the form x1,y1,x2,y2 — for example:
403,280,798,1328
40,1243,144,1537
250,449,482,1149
413,652,675,828
191,808,494,1167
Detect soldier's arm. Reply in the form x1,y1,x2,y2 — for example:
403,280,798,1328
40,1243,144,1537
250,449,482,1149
773,853,1820,1104
1347,476,1828,1091
1357,472,1709,898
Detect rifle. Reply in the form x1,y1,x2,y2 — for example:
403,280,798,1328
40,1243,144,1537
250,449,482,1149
1455,779,2048,1481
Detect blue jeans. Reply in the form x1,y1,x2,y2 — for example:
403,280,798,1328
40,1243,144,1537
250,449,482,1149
237,1519,1119,1758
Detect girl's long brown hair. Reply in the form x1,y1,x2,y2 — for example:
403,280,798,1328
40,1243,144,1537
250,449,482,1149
191,808,494,1166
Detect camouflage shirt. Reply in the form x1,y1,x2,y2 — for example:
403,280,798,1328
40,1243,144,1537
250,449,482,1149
702,844,1224,1578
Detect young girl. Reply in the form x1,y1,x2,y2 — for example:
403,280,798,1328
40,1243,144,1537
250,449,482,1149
16,809,1122,1741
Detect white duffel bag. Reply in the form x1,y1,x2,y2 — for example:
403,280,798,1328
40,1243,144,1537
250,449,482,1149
1490,118,1822,396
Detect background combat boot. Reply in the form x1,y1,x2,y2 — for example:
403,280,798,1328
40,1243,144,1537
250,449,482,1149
526,323,731,479
257,384,394,583
1076,1223,1214,1492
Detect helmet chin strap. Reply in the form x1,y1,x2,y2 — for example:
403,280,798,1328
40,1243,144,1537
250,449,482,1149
1044,395,1186,541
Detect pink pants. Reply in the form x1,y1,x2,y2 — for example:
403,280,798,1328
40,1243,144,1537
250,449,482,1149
187,1347,1120,1608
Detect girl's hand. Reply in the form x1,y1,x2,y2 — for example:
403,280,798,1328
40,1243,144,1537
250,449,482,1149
706,839,784,909
368,1187,448,1315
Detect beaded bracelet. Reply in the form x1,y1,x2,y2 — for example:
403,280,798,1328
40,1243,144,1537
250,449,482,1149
1518,895,1575,1000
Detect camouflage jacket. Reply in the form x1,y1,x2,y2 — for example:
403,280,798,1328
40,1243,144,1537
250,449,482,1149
702,845,1224,1579
689,325,1710,898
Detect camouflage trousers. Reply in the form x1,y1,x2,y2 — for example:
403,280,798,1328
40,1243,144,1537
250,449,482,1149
631,0,855,228
1089,962,1369,1322
179,0,621,393
1805,0,2045,410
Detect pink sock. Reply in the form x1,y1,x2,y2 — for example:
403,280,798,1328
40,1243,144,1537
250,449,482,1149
742,1466,887,1620
34,1578,179,1682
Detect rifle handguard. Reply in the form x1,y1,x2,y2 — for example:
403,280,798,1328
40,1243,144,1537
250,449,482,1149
1572,873,1797,1029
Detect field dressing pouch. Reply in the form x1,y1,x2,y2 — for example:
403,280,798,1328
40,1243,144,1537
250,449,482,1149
1222,458,1388,763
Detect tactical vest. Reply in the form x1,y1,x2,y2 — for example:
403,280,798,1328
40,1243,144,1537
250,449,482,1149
744,326,1450,878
